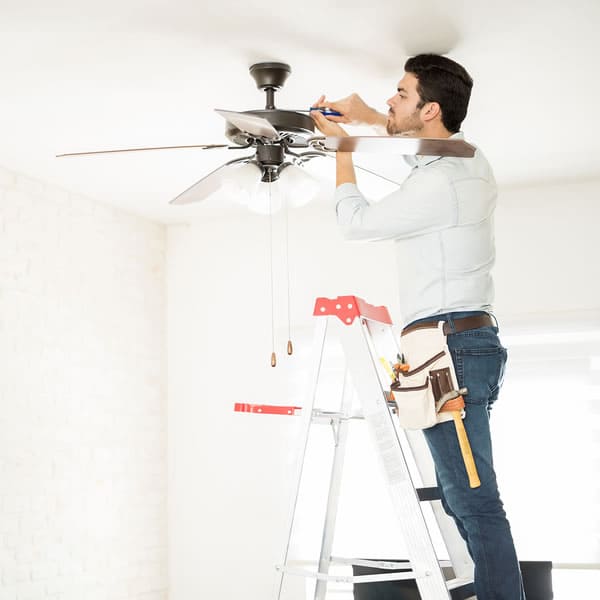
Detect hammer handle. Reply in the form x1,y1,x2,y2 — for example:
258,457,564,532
452,411,481,488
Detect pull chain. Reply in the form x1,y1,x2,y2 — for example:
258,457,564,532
268,170,277,367
284,190,293,356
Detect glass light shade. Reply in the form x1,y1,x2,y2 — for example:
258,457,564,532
247,181,283,215
219,162,261,206
278,164,320,207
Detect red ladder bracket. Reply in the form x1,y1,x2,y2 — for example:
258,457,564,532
234,403,301,416
313,295,392,326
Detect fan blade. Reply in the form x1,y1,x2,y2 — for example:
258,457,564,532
56,143,228,158
215,109,278,140
324,136,475,158
169,156,254,206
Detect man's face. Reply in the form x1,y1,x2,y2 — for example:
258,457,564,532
386,72,424,136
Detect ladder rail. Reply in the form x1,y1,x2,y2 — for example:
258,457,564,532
274,318,329,600
314,371,353,600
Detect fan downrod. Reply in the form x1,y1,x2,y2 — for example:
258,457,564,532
249,62,291,109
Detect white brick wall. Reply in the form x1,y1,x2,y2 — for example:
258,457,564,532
0,165,166,600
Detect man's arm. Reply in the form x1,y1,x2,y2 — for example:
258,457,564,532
335,151,356,187
335,168,455,241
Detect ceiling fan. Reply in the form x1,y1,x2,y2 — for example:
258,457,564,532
57,61,475,208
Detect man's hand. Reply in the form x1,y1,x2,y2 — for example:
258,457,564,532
312,93,383,126
311,99,356,187
310,109,349,137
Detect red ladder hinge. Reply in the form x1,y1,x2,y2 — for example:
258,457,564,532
313,295,392,325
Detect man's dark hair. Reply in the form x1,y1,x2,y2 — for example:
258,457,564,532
404,54,473,133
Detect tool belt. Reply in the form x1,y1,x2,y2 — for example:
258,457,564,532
389,314,490,488
391,321,460,430
391,315,493,430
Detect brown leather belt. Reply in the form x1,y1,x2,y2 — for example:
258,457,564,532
401,314,495,337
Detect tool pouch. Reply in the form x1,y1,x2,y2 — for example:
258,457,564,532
391,322,462,430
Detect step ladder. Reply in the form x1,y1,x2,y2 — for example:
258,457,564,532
235,295,476,600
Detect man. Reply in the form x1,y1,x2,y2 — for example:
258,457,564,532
311,54,525,600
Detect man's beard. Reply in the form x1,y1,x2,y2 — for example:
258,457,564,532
386,108,424,136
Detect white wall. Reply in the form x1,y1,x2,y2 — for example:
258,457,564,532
0,166,167,600
167,178,600,599
494,177,600,318
490,178,600,568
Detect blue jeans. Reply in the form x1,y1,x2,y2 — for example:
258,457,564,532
409,311,525,600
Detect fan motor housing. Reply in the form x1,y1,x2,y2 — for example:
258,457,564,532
225,109,315,147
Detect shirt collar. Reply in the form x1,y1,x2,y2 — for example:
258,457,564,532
403,131,464,168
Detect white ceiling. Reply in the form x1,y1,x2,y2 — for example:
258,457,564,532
1,0,599,223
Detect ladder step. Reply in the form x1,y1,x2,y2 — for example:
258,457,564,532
447,578,475,599
352,563,474,599
276,564,422,584
416,486,442,501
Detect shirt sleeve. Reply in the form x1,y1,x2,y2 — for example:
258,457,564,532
335,167,455,241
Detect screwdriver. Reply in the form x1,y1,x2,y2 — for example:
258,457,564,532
294,108,343,117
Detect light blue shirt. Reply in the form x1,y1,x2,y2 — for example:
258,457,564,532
334,132,497,326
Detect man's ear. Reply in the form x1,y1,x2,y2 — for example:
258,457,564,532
421,101,441,123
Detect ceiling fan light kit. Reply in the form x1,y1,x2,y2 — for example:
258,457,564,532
218,163,318,215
